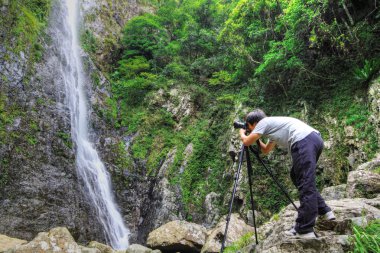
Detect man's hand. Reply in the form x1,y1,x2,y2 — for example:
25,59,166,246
240,129,261,147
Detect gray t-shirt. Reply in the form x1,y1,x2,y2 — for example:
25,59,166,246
252,117,319,151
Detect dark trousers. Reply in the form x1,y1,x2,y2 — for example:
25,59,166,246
290,132,331,233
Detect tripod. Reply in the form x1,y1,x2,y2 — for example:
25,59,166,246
220,142,299,252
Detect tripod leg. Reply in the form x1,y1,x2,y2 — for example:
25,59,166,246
245,147,258,245
249,146,298,211
221,144,245,253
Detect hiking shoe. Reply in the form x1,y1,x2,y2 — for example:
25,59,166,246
321,211,336,221
285,229,316,239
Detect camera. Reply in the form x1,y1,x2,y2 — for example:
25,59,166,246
233,121,247,129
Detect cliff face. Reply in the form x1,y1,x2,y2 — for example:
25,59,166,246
0,0,106,243
0,0,159,245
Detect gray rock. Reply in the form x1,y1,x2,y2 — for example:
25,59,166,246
201,213,255,253
346,159,380,198
0,234,27,252
126,244,161,253
88,241,115,253
147,220,207,253
321,184,347,200
204,192,221,228
369,76,380,141
4,227,82,253
253,198,380,253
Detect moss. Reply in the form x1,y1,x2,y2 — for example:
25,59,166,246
223,232,254,253
1,0,51,55
80,29,98,54
57,131,73,149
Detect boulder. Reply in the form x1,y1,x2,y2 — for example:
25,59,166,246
80,246,102,253
346,159,380,199
88,241,114,253
254,198,380,253
4,227,82,253
126,244,161,253
203,192,221,227
146,220,207,253
0,234,27,252
201,213,255,253
321,184,347,200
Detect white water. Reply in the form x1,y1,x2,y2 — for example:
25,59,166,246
58,0,130,249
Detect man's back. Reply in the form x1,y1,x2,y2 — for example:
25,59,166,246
252,117,319,151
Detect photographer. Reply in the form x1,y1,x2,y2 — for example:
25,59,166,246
239,109,335,239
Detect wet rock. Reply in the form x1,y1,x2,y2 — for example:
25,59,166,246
147,220,207,253
201,213,255,253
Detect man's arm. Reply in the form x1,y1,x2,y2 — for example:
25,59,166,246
239,129,261,146
240,129,276,154
258,139,276,154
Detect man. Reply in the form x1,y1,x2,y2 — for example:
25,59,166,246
239,109,335,239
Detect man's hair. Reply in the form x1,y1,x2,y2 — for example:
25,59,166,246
245,109,267,125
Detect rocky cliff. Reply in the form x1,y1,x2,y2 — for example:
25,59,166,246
0,0,104,242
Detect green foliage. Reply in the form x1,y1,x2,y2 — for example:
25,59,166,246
223,232,254,253
122,13,169,59
163,62,191,81
350,219,380,253
80,29,98,54
354,59,380,84
1,0,51,54
208,70,234,87
112,74,157,106
107,0,380,220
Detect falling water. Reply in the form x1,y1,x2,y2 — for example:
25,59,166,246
57,0,130,249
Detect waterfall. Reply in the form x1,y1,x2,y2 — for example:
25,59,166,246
56,0,130,249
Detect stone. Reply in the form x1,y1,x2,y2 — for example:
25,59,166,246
369,76,380,140
88,241,114,253
179,143,194,174
204,192,221,227
346,160,380,198
80,246,102,253
126,244,161,253
4,227,81,253
253,198,380,253
0,234,27,252
201,213,255,253
147,220,207,253
321,184,347,200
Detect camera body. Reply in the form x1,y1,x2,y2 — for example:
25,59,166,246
233,121,247,130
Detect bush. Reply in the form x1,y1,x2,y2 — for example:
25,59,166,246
122,13,169,59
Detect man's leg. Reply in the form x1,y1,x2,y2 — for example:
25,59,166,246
317,192,331,215
291,132,323,234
